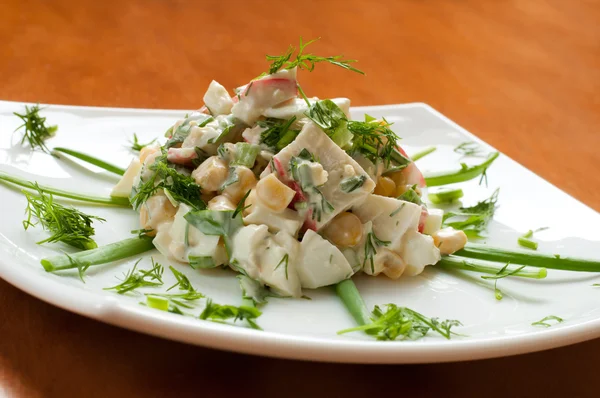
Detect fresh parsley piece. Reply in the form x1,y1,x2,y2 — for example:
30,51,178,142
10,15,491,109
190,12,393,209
129,133,157,151
104,258,164,295
340,175,367,193
263,37,364,77
258,116,300,152
443,188,499,238
13,104,57,153
238,275,271,305
199,298,262,330
184,209,244,256
532,315,564,328
397,185,423,205
338,304,462,341
22,184,105,250
306,100,352,148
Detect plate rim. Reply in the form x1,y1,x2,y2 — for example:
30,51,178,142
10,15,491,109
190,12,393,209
1,100,599,364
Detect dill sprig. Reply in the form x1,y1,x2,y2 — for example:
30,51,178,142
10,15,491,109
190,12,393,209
454,141,485,157
257,116,300,152
481,262,526,300
13,104,57,153
199,298,262,330
532,315,564,328
264,37,364,76
347,118,410,169
129,133,157,151
22,184,105,250
104,258,164,295
338,304,462,341
363,230,391,273
443,188,499,238
130,153,206,211
144,266,204,302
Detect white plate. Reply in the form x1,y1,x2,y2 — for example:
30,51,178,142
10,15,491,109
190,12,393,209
1,100,599,364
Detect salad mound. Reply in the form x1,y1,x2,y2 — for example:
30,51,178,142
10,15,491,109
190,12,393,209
111,62,467,298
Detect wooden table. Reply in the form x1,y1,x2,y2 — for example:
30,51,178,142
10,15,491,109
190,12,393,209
1,0,599,396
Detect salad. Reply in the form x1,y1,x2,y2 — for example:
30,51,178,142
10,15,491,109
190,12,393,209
3,39,599,340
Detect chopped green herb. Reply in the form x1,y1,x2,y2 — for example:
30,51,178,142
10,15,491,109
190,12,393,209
104,258,164,295
518,236,538,250
363,230,391,274
129,133,157,151
263,37,364,76
238,275,271,305
13,104,57,153
454,141,485,157
130,153,206,211
531,315,564,328
338,304,462,341
145,266,205,301
188,255,217,269
428,188,464,204
389,203,406,217
348,118,409,169
230,143,260,168
481,262,526,301
410,146,437,161
307,100,352,148
424,152,499,187
184,209,244,256
397,185,423,205
443,188,499,238
258,116,300,152
22,183,105,250
165,114,214,148
274,254,290,279
340,175,367,193
146,295,169,311
199,298,262,330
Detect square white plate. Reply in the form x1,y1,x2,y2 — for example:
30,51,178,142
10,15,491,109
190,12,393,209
0,100,599,364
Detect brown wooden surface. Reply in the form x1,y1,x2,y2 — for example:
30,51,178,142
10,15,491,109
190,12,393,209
1,0,599,396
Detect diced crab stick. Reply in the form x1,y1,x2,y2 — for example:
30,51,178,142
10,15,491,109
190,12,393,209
397,145,426,187
167,147,197,166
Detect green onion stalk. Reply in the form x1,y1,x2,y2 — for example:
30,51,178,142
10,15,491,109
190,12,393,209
335,279,372,327
424,152,499,187
53,147,126,176
410,146,437,161
454,243,600,272
0,171,130,207
41,236,155,272
437,255,547,279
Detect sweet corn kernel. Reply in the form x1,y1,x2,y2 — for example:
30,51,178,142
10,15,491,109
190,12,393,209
222,166,257,203
433,227,468,255
208,195,236,211
373,176,396,197
322,212,363,247
256,174,296,213
192,156,229,193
